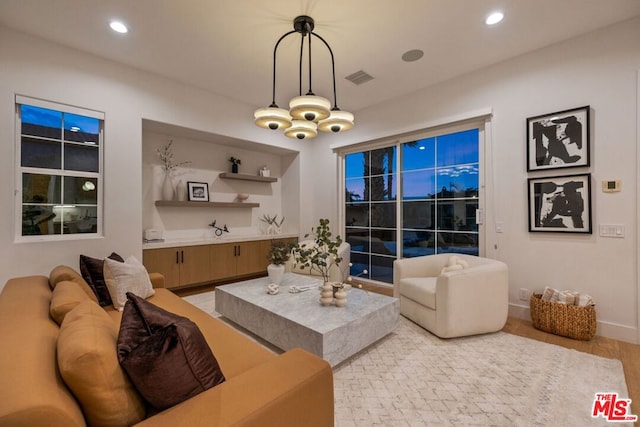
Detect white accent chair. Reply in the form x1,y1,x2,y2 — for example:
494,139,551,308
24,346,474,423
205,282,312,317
285,240,351,283
393,253,508,338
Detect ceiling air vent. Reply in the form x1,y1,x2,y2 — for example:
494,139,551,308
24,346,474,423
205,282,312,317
345,70,374,85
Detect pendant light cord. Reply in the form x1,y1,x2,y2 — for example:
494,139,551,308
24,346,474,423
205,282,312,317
271,30,296,107
298,30,304,96
312,33,339,110
307,23,313,95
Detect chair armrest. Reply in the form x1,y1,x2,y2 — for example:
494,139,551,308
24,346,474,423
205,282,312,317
135,348,333,427
393,254,449,283
438,261,508,305
436,261,509,335
148,273,165,289
328,242,351,282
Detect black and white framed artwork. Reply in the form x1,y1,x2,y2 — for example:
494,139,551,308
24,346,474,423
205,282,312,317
527,106,590,171
187,181,209,202
528,173,592,233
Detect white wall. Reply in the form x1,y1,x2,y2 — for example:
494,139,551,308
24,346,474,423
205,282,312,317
324,18,640,342
0,26,306,287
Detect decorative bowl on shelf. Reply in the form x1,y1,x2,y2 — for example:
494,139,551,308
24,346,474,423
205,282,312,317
236,193,249,202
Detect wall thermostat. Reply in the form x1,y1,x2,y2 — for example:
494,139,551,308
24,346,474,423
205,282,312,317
602,180,621,193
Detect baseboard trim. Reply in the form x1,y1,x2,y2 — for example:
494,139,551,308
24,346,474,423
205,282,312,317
508,303,638,344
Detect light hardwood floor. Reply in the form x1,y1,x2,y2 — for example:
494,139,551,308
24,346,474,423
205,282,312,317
177,279,640,418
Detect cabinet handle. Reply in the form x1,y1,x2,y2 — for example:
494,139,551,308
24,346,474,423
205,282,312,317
181,250,184,263
176,251,179,264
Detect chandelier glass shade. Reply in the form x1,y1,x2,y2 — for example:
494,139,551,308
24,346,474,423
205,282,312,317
318,110,355,133
253,15,354,140
254,106,292,130
284,120,318,140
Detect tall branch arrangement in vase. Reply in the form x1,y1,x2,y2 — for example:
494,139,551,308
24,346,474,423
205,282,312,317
157,140,191,200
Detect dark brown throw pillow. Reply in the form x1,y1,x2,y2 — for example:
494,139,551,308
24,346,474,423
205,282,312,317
79,252,124,306
117,292,225,410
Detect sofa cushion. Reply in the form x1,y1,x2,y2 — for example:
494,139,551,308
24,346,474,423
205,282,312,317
79,252,124,306
117,292,225,410
107,288,276,378
49,265,98,303
399,277,437,309
104,256,155,311
57,300,146,427
49,280,91,325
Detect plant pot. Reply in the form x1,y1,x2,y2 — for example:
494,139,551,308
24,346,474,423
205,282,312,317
267,263,285,285
231,163,238,173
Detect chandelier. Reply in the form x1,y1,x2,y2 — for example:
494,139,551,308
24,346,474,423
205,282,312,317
254,15,354,140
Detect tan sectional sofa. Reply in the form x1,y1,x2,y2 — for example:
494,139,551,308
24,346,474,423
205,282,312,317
0,266,334,427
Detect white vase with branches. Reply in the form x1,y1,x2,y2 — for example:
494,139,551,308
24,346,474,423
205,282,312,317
157,140,191,201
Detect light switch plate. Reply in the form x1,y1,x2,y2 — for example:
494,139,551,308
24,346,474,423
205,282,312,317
599,224,625,238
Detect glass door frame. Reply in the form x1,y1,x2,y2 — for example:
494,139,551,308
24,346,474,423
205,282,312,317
336,115,492,285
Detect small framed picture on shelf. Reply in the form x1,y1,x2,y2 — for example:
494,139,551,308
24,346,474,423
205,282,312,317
528,173,591,234
187,182,209,202
526,105,590,171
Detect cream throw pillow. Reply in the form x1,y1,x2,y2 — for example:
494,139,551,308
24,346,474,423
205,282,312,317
440,255,470,274
57,300,146,426
104,256,155,311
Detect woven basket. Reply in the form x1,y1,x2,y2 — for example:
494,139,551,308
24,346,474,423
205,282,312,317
530,293,596,341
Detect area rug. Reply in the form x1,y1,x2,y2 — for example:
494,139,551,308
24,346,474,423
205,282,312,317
183,291,632,426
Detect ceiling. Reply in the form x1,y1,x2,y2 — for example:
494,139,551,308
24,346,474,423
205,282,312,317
1,0,640,116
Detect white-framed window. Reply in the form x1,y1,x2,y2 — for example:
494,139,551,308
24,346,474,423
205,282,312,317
15,95,104,241
339,120,487,284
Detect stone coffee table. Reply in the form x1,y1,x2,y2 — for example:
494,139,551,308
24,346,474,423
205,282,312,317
215,273,399,366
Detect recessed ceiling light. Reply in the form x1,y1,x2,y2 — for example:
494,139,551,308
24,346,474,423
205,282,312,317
402,49,424,62
485,12,504,26
109,20,128,34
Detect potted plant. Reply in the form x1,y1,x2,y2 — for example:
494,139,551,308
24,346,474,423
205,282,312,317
266,240,293,285
292,218,343,283
260,214,285,235
228,156,241,173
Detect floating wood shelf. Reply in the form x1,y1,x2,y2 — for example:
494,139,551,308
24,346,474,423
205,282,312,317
219,172,277,183
155,200,259,208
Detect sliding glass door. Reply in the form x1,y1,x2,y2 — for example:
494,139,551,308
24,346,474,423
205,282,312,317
343,127,482,284
345,147,398,283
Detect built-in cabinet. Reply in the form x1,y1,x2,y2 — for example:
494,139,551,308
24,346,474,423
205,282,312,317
209,240,271,281
142,245,211,289
143,237,297,290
